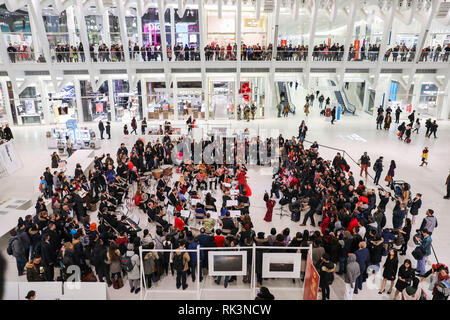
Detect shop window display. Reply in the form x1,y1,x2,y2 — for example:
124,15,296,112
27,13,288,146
80,80,110,122
42,7,69,49
209,81,234,120
12,87,44,125
48,85,78,124
176,81,203,119
113,79,142,122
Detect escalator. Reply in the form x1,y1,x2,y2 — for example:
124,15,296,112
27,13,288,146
328,80,356,115
276,82,296,114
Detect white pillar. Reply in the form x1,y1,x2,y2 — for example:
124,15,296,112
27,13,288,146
236,0,242,61
28,7,41,57
1,80,14,125
117,0,130,62
39,80,52,124
108,78,116,121
272,0,281,60
362,80,369,112
410,77,421,112
173,77,178,120
136,0,144,47
170,6,175,60
66,7,77,46
438,81,450,120
74,79,84,122
141,77,148,119
102,11,111,47
157,0,169,62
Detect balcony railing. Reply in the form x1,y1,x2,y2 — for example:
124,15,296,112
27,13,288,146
4,48,450,64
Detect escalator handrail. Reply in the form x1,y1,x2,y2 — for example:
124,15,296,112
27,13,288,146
341,87,356,114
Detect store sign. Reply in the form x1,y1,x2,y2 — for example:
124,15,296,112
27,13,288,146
244,18,263,28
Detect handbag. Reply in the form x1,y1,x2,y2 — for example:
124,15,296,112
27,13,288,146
412,246,426,260
384,175,392,182
397,131,402,137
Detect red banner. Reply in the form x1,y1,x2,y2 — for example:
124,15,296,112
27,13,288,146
354,40,360,60
95,103,104,113
328,38,331,48
406,104,412,113
281,40,287,47
303,253,320,300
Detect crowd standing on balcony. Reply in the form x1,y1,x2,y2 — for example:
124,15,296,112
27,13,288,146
6,39,450,64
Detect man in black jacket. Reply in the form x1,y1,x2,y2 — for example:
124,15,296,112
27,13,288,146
98,120,105,139
40,233,57,281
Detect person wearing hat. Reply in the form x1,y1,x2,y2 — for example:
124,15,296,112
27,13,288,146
316,253,336,300
255,287,274,300
402,277,422,300
126,243,141,294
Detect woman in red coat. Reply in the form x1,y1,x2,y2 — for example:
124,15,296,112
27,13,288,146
264,196,276,222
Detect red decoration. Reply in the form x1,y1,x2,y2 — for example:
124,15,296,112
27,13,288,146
239,82,252,102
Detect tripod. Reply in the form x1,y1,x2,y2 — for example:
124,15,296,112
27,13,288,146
274,202,290,219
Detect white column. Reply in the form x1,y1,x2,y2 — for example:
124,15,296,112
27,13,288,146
74,79,84,122
173,77,178,120
438,81,450,120
108,78,116,121
39,80,52,124
267,72,274,118
236,0,242,61
136,0,144,47
362,80,369,112
28,6,41,57
66,7,77,46
102,11,112,47
272,0,281,60
170,6,175,60
198,0,206,61
410,76,421,110
157,0,169,62
141,77,148,119
1,80,14,125
304,1,319,89
117,0,130,62
234,74,240,120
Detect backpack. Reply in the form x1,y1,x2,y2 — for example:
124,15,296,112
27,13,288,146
412,246,426,260
7,238,16,255
173,253,184,272
121,255,135,272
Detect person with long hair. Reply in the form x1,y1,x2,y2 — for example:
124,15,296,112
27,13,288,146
394,259,415,300
385,160,396,188
107,244,123,289
399,218,412,255
379,249,398,295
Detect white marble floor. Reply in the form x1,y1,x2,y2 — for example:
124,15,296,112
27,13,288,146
1,105,449,300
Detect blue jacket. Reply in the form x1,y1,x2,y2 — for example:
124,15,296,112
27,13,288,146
420,235,432,256
187,241,204,263
355,248,371,271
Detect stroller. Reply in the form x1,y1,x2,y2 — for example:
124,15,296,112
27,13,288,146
390,180,410,197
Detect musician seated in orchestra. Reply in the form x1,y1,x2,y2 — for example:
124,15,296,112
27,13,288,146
168,188,178,206
108,181,123,203
205,193,217,211
156,188,165,202
195,170,207,191
134,189,146,211
154,209,170,231
202,213,215,233
174,212,186,231
194,203,206,219
129,166,140,184
220,211,238,235
145,201,157,221
116,162,128,179
117,215,133,235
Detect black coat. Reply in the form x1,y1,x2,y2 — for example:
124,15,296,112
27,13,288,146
409,198,421,216
382,256,398,280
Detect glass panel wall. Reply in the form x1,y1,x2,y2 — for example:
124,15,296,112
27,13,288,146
1,5,35,62
80,80,110,122
209,80,234,120
113,79,142,122
0,83,8,123
47,85,77,124
141,8,167,61
11,86,44,125
207,10,236,48
277,10,310,61
173,9,200,61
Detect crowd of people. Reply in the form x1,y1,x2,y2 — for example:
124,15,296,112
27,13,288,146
375,105,439,144
0,123,14,143
263,131,447,300
5,116,447,301
8,38,450,64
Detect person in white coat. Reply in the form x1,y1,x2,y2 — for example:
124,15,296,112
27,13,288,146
126,243,141,294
